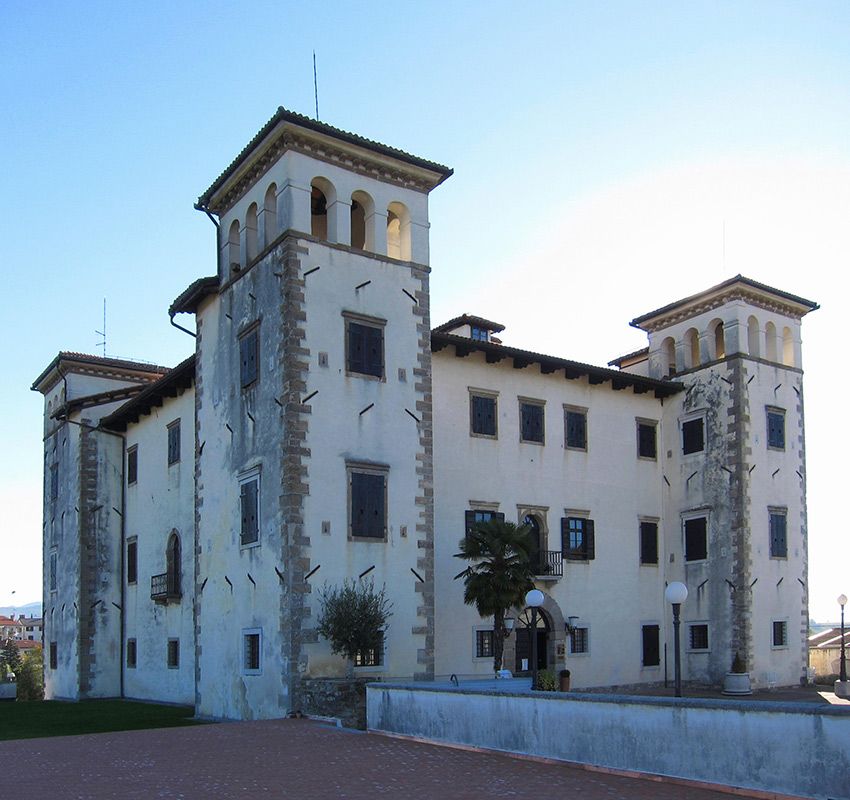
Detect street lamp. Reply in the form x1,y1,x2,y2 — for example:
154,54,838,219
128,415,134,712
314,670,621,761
665,582,688,697
838,594,847,684
525,589,544,690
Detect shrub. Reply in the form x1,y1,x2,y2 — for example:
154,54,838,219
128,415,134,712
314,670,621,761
316,579,392,669
16,649,44,701
731,651,747,673
536,669,558,691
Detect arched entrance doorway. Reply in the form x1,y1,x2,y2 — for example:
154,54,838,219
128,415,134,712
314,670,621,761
515,606,550,674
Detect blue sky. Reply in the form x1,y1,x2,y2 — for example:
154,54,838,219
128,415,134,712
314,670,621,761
2,1,848,621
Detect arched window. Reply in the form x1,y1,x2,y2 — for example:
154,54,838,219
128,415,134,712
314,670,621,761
765,321,777,362
747,316,760,358
311,184,328,240
351,190,375,251
386,201,411,261
263,183,277,246
166,531,181,597
782,326,794,367
522,514,543,575
685,328,700,368
662,337,676,376
713,320,726,360
228,220,240,272
246,203,258,261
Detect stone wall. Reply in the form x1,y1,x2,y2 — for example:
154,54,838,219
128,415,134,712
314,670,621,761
302,677,377,729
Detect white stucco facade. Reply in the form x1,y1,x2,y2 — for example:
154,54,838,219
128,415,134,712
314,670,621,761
32,109,817,717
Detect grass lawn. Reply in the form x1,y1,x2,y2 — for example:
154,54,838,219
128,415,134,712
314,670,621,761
0,699,203,741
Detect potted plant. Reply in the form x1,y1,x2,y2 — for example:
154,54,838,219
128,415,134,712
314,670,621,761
536,669,558,691
722,651,752,695
559,669,571,692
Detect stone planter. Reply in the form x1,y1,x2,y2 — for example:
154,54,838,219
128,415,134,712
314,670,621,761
722,672,752,695
0,682,17,702
834,679,850,699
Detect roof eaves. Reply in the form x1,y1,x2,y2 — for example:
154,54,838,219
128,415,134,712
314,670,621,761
31,352,169,393
432,314,506,334
169,276,219,316
431,332,683,398
197,107,453,210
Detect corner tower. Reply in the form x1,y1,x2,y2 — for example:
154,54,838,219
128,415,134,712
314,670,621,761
175,109,451,719
631,276,818,687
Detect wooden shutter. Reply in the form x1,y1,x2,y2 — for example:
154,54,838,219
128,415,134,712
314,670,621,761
768,412,785,448
240,331,258,387
640,521,658,564
682,418,704,454
684,517,707,561
352,472,384,538
638,424,656,458
365,326,383,377
770,513,787,557
348,323,366,374
127,541,138,583
241,480,258,544
584,519,595,560
472,396,495,435
567,411,586,448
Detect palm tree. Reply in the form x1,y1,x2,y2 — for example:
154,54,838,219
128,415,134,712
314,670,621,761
455,519,535,673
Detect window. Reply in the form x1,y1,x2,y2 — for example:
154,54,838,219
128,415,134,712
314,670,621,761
570,627,589,655
475,630,494,658
167,420,180,466
167,638,180,668
520,401,544,444
354,632,383,667
470,393,497,437
465,509,505,537
346,317,384,378
126,639,137,668
769,509,787,558
243,629,261,674
127,539,138,584
639,521,658,565
127,446,138,485
49,642,57,670
684,516,708,562
682,417,705,455
349,466,387,540
240,327,259,388
50,463,58,501
772,620,788,648
561,517,595,561
637,421,657,459
767,408,785,450
688,624,709,651
642,624,660,667
166,532,181,597
49,552,57,591
239,473,260,546
565,408,587,450
470,326,489,342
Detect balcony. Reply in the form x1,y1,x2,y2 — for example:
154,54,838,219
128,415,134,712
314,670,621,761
151,572,181,603
532,551,563,581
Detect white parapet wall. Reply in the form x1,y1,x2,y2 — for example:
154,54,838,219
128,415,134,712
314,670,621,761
367,683,850,800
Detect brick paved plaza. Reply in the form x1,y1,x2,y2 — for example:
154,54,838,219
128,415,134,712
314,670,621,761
1,718,748,799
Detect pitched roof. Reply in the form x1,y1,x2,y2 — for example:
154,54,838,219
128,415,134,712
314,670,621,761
197,107,453,210
607,347,650,368
169,276,219,316
101,355,196,432
631,275,819,331
31,352,169,394
432,314,506,334
431,332,683,399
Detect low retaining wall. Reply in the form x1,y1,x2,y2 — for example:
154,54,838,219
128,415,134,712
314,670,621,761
302,677,377,729
367,684,850,799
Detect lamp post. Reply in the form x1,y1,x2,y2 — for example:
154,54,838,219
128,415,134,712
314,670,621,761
525,589,544,690
665,582,688,697
838,594,847,681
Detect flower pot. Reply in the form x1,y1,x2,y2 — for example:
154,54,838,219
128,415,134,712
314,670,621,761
722,671,752,695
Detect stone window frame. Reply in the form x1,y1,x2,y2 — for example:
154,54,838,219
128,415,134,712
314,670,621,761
564,405,588,452
636,418,658,461
242,627,262,676
771,619,789,649
167,638,180,669
682,511,709,563
687,622,710,653
347,460,389,542
127,445,138,486
569,625,590,656
343,311,386,381
167,419,181,467
473,627,495,660
469,387,499,439
518,396,545,445
639,517,659,566
766,406,786,451
127,536,138,585
769,506,788,559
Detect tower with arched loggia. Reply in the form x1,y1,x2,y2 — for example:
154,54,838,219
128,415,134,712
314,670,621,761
178,108,452,720
627,275,818,689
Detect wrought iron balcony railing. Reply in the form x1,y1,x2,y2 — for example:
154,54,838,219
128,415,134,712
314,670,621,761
151,572,181,602
531,551,563,579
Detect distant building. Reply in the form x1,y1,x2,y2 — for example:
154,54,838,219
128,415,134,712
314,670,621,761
33,108,817,715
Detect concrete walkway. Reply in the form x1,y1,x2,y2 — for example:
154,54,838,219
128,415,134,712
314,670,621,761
0,717,745,799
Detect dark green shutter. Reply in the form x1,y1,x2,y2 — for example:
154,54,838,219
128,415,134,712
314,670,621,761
585,519,595,560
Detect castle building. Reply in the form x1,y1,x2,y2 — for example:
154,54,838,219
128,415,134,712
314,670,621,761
32,109,817,715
